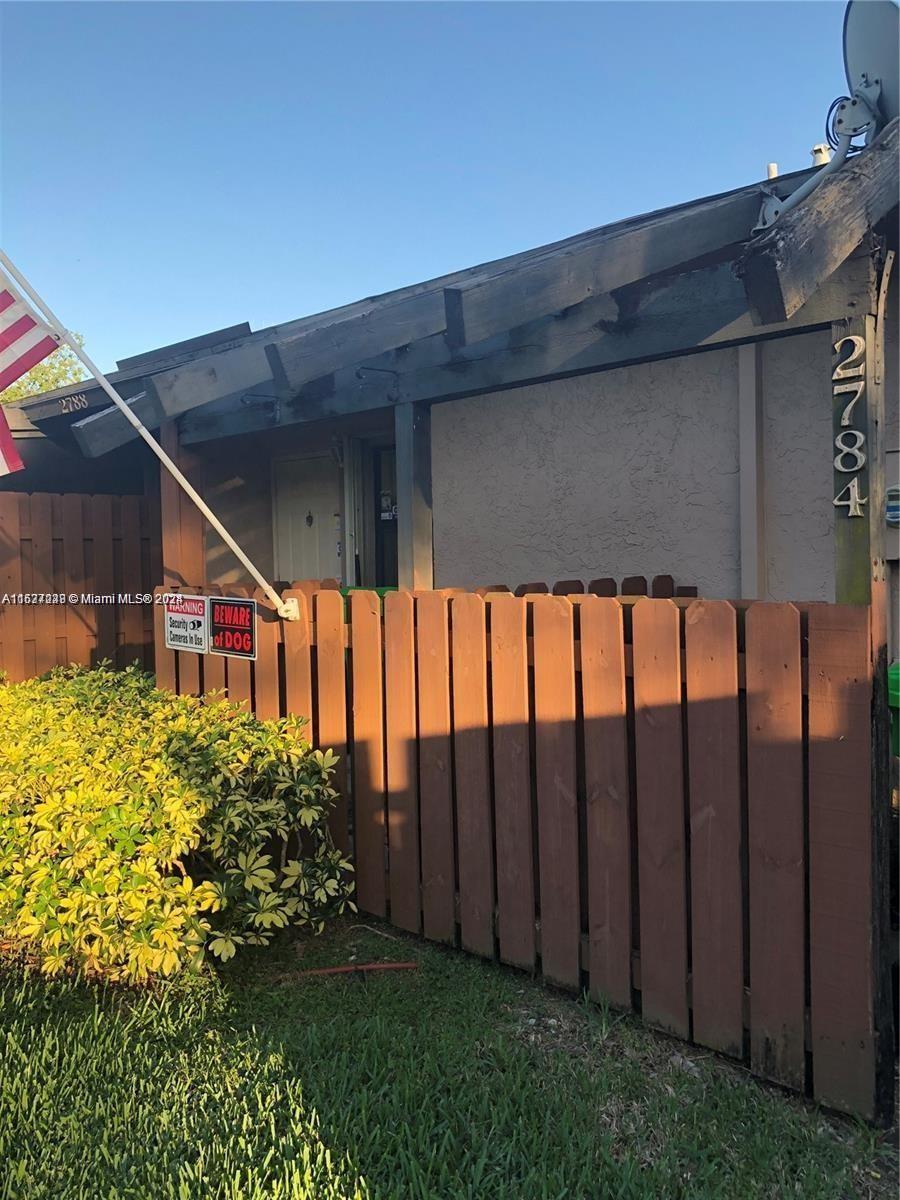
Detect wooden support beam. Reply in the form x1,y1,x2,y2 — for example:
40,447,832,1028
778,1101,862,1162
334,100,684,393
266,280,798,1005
738,344,767,599
827,252,896,1123
739,119,899,325
159,420,206,588
394,402,433,590
442,179,802,348
71,391,162,457
147,341,272,417
272,291,448,394
179,252,874,445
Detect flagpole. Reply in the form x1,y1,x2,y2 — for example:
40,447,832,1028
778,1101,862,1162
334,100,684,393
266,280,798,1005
0,250,299,621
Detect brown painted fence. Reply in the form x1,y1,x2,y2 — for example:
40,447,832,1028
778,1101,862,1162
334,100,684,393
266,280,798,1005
156,586,889,1121
0,492,159,680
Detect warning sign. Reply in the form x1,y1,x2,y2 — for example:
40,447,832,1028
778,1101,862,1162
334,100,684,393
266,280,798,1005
208,596,257,660
163,594,208,654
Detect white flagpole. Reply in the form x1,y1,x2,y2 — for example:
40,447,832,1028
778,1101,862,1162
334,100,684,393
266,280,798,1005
0,249,299,621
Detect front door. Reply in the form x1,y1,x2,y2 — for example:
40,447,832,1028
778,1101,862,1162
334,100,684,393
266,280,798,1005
273,456,343,583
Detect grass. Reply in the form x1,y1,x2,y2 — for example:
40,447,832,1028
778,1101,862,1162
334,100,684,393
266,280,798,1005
0,919,895,1200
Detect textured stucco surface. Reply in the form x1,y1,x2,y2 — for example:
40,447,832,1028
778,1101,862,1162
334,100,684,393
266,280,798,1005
432,350,743,596
432,333,842,600
760,330,835,602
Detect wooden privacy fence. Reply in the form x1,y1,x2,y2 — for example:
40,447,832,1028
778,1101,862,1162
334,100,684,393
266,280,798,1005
0,493,160,680
155,585,890,1122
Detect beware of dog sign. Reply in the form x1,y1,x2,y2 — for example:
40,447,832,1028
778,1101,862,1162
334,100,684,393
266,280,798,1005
208,596,257,660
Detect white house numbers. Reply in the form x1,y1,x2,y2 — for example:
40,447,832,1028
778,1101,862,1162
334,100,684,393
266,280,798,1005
832,334,868,518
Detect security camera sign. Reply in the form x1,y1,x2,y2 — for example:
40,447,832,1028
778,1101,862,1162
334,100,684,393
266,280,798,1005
163,594,208,654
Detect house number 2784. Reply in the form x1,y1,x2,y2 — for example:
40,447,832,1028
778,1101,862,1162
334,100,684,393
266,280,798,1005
832,334,867,518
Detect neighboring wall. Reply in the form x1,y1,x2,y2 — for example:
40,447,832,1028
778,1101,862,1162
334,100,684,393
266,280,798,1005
432,331,836,601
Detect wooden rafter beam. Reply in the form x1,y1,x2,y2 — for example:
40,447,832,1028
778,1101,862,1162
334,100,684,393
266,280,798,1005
271,172,815,393
440,176,809,349
179,251,874,445
739,118,899,326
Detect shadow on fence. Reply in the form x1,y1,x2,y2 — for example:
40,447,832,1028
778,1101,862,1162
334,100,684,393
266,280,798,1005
148,586,891,1125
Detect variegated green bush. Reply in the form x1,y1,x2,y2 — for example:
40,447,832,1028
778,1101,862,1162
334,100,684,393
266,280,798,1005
0,664,353,981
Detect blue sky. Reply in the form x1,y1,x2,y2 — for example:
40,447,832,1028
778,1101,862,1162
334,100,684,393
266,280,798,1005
2,1,847,372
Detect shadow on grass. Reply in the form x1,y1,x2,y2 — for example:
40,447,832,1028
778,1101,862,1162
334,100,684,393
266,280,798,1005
0,921,894,1200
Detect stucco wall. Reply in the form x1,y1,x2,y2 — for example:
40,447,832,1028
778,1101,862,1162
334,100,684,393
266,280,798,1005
432,334,837,600
432,349,743,596
760,330,835,602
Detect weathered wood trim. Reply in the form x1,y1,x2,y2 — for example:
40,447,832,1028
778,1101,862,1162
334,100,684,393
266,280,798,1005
442,178,807,348
831,313,878,605
71,391,161,458
274,291,448,394
738,344,767,599
739,119,898,325
395,402,433,590
148,341,273,418
180,253,875,445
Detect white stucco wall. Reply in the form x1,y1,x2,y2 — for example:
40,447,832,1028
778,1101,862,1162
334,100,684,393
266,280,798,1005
432,349,743,596
432,334,838,600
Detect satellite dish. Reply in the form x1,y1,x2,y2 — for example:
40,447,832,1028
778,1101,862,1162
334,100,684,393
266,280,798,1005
753,0,897,231
843,0,899,125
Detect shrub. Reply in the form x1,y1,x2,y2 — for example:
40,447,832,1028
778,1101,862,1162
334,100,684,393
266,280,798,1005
0,665,353,981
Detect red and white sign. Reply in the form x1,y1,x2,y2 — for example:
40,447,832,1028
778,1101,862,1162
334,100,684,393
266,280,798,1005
208,596,257,660
163,594,208,654
0,264,64,476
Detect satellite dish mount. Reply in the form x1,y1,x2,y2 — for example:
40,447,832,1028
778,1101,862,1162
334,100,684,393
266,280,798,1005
753,0,898,233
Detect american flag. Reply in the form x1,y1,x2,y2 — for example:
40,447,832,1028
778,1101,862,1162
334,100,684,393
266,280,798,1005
0,263,63,475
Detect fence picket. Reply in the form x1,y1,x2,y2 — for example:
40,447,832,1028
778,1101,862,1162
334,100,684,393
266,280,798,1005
532,595,580,989
580,596,632,1010
489,594,536,969
314,590,349,852
200,586,226,699
152,586,175,692
384,591,420,933
252,590,281,719
350,590,387,917
91,496,116,661
0,493,25,682
28,494,56,674
684,600,743,1056
745,602,805,1091
451,593,494,958
61,496,91,668
807,605,876,1117
416,591,456,943
632,598,689,1037
120,496,145,667
223,588,253,710
282,588,312,722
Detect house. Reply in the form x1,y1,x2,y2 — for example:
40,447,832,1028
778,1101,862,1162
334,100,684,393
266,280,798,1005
15,121,899,643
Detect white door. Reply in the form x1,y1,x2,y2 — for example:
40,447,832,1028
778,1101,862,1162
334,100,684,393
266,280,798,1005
273,456,343,582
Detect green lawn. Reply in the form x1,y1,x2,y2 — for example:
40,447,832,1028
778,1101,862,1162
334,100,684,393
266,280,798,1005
0,920,895,1200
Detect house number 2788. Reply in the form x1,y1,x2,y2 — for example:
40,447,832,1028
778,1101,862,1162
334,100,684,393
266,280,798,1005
832,334,867,518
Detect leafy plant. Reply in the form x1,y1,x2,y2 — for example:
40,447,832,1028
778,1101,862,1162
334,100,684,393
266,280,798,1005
0,664,353,981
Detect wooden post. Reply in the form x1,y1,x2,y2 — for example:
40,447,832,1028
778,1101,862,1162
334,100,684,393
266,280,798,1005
738,342,767,598
831,314,880,606
395,401,433,590
159,420,206,588
830,253,895,1122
